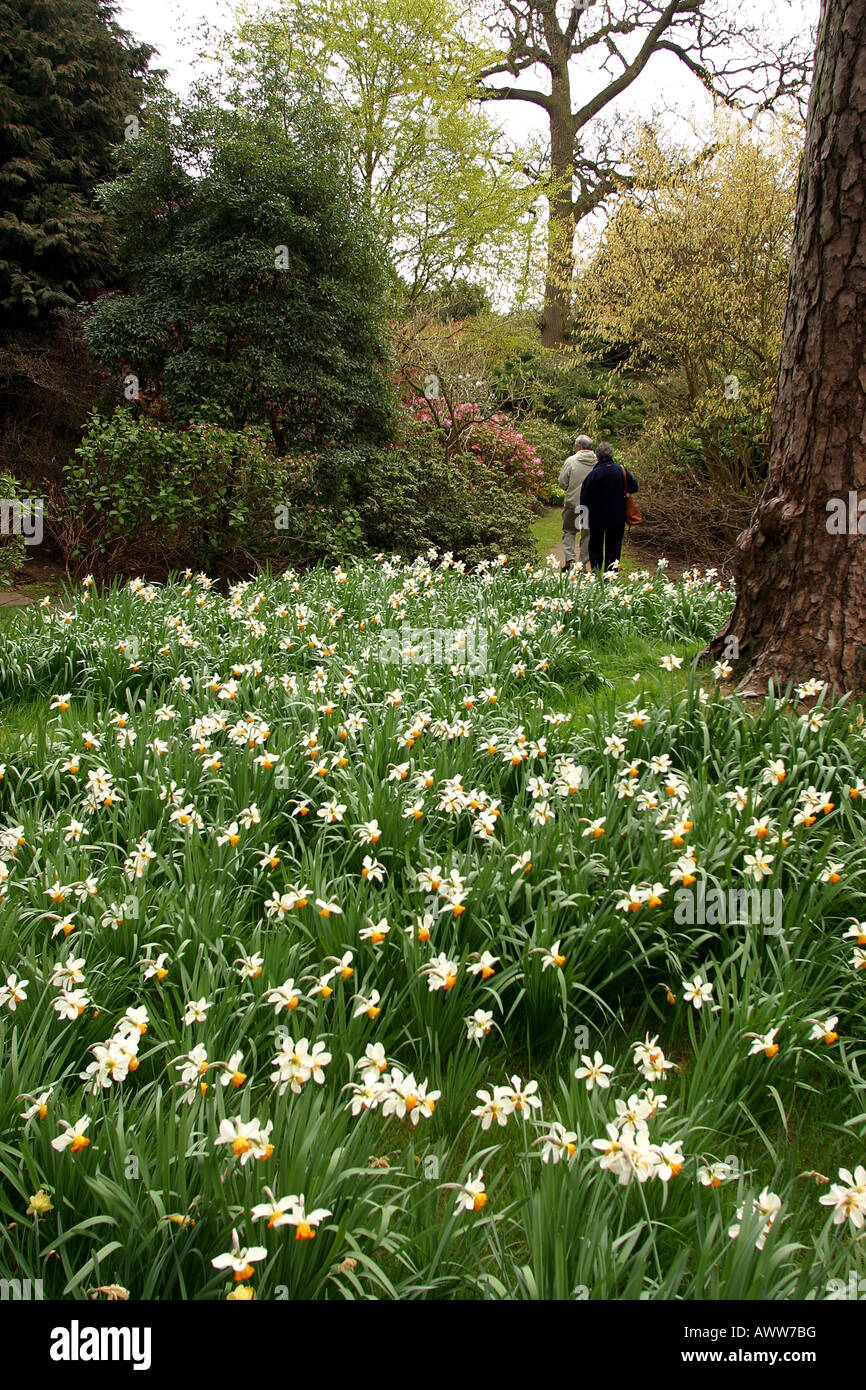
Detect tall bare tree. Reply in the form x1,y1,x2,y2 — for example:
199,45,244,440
712,0,866,694
478,1,812,346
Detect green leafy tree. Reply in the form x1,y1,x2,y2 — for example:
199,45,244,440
228,0,537,305
83,93,392,449
578,120,799,500
0,0,151,325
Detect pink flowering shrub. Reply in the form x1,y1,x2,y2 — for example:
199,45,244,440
406,397,544,500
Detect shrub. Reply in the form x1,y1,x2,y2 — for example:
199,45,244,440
349,422,536,565
0,469,26,587
620,379,772,560
405,399,543,500
489,346,594,424
57,408,534,580
511,416,574,500
489,344,647,437
61,408,324,578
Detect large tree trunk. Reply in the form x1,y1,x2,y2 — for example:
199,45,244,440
711,0,866,695
540,66,575,350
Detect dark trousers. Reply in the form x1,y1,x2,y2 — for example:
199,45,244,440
588,524,625,571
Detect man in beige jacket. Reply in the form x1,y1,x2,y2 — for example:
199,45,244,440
558,435,596,571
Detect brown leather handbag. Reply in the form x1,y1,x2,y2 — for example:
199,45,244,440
621,465,642,526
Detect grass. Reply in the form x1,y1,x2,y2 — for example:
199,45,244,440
0,582,61,631
532,508,564,561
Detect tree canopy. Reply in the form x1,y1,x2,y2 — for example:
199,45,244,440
83,92,392,449
226,0,538,306
579,122,799,393
477,1,813,344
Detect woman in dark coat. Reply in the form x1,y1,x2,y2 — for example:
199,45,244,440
578,441,639,572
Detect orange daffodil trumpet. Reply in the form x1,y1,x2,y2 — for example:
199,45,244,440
51,1117,91,1154
343,1062,440,1121
214,1117,274,1164
466,950,499,980
175,1044,210,1101
251,1189,332,1239
420,953,459,992
20,1089,53,1123
471,1076,541,1130
808,1015,839,1046
283,1198,333,1241
746,1028,780,1060
698,1161,736,1188
536,1122,578,1164
530,940,566,971
0,973,28,1011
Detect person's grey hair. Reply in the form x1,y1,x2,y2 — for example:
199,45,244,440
596,441,615,463
575,434,594,451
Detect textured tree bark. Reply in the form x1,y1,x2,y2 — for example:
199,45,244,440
710,0,866,695
540,58,576,348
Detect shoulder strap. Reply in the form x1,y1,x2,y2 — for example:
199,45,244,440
621,464,627,495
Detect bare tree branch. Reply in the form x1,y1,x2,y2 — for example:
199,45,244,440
473,0,814,345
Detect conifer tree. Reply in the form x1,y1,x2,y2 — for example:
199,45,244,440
0,0,151,326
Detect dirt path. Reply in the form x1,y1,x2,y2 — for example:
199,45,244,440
0,558,66,617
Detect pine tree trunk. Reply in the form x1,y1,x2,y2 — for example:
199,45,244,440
712,0,866,694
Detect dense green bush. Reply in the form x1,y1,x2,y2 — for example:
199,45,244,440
490,347,591,424
490,345,646,438
405,398,543,500
347,421,536,565
62,408,356,578
58,408,535,578
0,468,26,586
511,416,574,499
83,92,392,450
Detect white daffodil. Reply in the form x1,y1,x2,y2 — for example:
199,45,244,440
211,1229,268,1281
574,1051,614,1091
